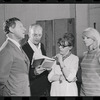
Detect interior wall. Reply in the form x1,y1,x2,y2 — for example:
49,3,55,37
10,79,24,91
75,4,100,58
0,4,70,47
4,4,70,35
89,4,100,33
0,4,89,59
76,4,89,58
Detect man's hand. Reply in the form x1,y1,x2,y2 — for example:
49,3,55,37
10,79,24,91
34,65,46,75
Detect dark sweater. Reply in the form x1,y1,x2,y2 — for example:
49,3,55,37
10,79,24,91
22,42,51,96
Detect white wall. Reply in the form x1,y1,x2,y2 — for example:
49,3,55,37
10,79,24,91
76,4,89,58
75,4,100,58
0,4,71,47
4,4,70,33
0,4,90,58
89,4,100,33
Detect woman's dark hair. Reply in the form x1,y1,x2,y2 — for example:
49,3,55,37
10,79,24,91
3,17,20,34
58,33,75,47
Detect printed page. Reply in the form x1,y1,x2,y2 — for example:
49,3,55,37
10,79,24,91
41,59,55,69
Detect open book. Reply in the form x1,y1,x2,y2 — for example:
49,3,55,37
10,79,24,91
32,55,55,69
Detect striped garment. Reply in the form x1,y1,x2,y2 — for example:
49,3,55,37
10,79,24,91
80,49,100,96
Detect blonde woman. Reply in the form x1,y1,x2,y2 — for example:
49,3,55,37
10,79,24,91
80,27,100,96
48,33,79,96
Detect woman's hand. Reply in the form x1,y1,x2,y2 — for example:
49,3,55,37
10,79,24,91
56,54,65,69
34,65,46,75
56,54,63,63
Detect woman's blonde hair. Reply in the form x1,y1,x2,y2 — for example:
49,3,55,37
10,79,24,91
82,27,100,48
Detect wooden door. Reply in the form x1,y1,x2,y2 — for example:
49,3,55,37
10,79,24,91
54,19,68,55
67,18,76,54
36,20,53,57
45,20,53,57
36,18,76,57
54,18,76,55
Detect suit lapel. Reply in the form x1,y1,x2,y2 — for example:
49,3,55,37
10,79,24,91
25,42,34,63
20,47,30,71
8,40,30,71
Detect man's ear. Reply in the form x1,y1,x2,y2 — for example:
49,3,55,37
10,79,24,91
9,27,14,33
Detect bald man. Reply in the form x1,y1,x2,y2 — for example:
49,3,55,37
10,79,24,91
22,24,50,96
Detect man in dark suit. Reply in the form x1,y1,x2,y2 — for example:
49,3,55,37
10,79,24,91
0,17,30,96
22,24,50,96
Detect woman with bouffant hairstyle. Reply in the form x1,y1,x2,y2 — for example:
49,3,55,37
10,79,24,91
48,33,79,96
80,27,100,96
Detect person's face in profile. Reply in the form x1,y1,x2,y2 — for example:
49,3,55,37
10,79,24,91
82,34,94,47
31,27,43,45
10,21,26,40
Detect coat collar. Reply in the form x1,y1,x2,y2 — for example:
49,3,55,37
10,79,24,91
8,40,30,72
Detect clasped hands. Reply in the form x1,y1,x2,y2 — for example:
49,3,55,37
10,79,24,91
55,54,63,63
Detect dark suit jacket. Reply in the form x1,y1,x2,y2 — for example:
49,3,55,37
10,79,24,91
22,42,51,96
0,40,30,96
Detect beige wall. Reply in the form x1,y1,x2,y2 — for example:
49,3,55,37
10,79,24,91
89,4,100,32
0,4,70,47
75,4,100,58
0,4,90,58
76,4,89,58
4,4,70,34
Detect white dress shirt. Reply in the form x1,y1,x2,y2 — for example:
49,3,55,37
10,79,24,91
0,35,21,51
28,39,43,65
7,37,21,50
